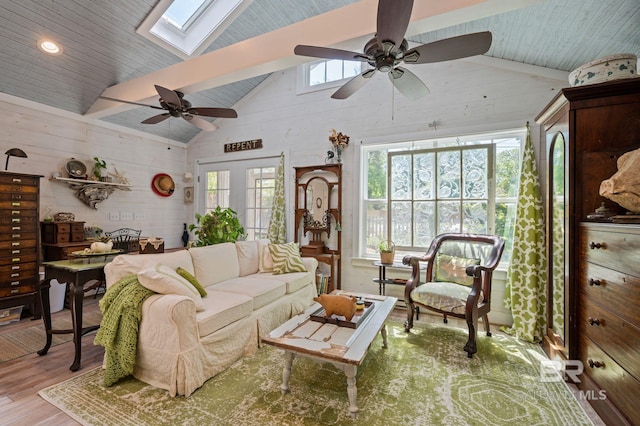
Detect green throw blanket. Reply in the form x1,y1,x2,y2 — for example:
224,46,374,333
94,274,155,387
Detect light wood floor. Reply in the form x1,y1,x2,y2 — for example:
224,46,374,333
0,298,104,426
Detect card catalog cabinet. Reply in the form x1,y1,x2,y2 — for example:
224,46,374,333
0,172,41,318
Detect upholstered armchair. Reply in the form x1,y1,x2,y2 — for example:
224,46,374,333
403,233,505,358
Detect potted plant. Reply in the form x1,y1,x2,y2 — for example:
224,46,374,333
92,156,107,181
188,206,246,246
379,240,395,264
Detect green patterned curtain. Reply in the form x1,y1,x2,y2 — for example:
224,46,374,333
503,123,547,343
267,152,286,243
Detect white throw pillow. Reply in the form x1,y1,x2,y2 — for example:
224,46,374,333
236,240,259,276
258,239,274,273
138,263,204,311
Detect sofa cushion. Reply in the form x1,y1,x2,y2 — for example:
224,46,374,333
106,250,194,286
269,242,307,274
210,277,286,310
176,267,207,297
195,291,254,337
246,271,311,294
138,263,204,311
236,240,259,276
258,239,274,273
189,243,240,286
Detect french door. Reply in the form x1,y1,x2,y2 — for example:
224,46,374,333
197,156,279,240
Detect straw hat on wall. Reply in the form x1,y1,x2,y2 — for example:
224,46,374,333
151,173,175,197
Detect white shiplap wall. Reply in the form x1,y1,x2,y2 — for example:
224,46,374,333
188,56,568,325
0,94,188,248
0,55,566,326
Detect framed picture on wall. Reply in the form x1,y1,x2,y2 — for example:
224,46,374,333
184,186,194,203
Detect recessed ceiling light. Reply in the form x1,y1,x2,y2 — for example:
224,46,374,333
38,39,63,55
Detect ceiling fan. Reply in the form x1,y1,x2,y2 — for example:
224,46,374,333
99,85,237,131
294,0,492,100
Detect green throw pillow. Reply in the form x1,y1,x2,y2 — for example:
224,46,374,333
176,267,207,297
268,242,307,275
434,254,480,287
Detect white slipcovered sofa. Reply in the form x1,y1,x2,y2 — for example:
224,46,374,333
103,240,318,397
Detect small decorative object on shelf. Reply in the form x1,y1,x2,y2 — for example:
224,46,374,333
328,129,349,163
92,156,107,181
379,240,395,264
599,146,640,214
53,212,75,222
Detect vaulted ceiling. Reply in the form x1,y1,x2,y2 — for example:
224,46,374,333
0,0,638,143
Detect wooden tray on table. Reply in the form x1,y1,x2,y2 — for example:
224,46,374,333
309,300,374,329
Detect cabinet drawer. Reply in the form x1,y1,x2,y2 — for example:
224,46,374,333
0,282,37,298
0,253,38,265
0,174,40,187
0,262,38,275
0,199,38,209
0,239,37,250
70,222,85,233
0,192,38,202
0,222,38,234
0,215,37,225
579,262,640,328
581,226,640,277
0,246,37,258
578,296,640,380
579,334,640,424
0,231,37,242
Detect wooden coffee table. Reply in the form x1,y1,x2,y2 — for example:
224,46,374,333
262,291,397,418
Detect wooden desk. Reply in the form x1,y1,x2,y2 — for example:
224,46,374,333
37,259,110,371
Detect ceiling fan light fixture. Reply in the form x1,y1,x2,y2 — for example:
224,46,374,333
37,38,63,56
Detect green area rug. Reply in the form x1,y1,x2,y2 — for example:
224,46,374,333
39,320,593,425
0,309,103,363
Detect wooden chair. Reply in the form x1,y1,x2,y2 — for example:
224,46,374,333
104,228,141,253
403,233,505,358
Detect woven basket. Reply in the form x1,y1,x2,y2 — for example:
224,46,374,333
379,240,395,264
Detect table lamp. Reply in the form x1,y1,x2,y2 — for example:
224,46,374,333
4,148,27,170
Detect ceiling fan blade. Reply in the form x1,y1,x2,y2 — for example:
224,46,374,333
294,45,370,62
141,113,171,124
376,0,414,49
388,67,429,101
331,70,376,100
154,85,182,107
188,107,238,119
99,96,164,110
183,114,218,131
404,31,493,64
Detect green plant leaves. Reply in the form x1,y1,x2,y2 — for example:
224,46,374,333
188,206,246,246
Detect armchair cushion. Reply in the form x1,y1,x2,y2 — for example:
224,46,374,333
411,281,482,316
434,254,480,286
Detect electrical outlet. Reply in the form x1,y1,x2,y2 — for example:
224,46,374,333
134,212,145,221
109,211,119,221
120,211,133,221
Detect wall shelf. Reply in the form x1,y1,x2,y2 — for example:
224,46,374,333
51,177,131,209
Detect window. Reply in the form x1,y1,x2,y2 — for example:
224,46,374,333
361,131,521,265
245,167,276,240
298,59,363,94
205,170,230,211
199,157,279,241
137,0,250,59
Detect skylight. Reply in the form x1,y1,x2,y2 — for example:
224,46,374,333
163,0,210,31
137,0,251,60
